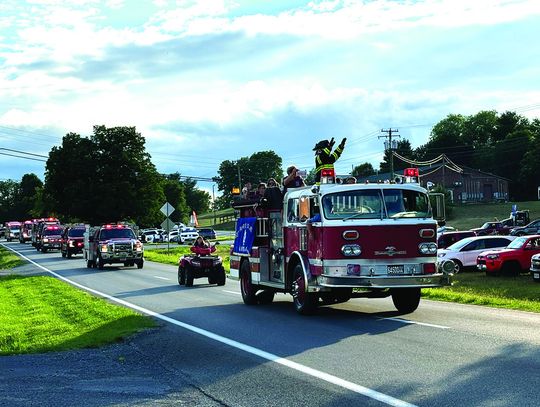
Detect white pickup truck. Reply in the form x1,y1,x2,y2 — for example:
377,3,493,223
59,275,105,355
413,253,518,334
178,228,199,244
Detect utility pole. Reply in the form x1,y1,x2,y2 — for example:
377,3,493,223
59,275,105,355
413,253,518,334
379,128,400,179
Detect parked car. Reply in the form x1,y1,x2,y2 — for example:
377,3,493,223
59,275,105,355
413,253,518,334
178,228,199,244
437,235,515,273
477,235,540,276
509,219,540,236
437,230,476,249
470,221,512,236
61,225,86,258
530,253,540,283
140,229,163,243
197,228,217,240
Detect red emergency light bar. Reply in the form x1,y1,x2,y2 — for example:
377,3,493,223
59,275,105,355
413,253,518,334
321,168,335,177
404,168,419,177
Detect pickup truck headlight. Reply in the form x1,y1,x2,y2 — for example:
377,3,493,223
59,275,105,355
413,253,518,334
43,238,49,243
100,244,108,253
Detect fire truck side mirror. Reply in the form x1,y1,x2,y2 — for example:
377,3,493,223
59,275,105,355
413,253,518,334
311,185,319,194
429,192,446,222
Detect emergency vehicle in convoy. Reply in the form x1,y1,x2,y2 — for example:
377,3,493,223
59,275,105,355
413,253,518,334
229,168,454,315
4,221,22,242
83,223,144,270
32,218,60,248
19,220,34,243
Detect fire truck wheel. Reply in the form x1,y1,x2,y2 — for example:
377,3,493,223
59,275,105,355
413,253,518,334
178,266,186,285
185,265,194,287
86,259,93,268
256,290,275,304
391,287,421,314
61,251,66,258
67,251,72,259
292,264,318,315
240,261,258,305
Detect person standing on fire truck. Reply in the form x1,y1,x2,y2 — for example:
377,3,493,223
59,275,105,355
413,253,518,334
314,137,346,184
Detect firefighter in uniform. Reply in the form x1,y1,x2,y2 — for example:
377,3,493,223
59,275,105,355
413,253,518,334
314,137,346,184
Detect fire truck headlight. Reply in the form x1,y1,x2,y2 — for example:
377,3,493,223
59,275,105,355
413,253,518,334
341,244,361,257
419,242,437,255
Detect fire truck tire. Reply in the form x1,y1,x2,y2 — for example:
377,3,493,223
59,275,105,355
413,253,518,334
240,261,258,305
391,287,421,314
61,251,66,258
292,264,318,315
67,251,72,259
136,260,144,269
256,290,275,304
178,266,186,285
86,259,93,268
185,266,194,287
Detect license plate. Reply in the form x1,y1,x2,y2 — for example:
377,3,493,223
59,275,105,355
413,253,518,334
118,252,127,258
387,265,404,274
534,273,539,279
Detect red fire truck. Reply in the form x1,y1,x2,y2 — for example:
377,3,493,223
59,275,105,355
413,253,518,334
229,169,454,315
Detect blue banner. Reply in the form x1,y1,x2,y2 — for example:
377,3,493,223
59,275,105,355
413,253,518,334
233,217,257,255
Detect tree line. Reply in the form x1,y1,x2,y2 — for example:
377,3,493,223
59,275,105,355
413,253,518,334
351,110,540,201
0,126,210,226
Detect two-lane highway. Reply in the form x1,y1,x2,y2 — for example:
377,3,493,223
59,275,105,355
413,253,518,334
3,240,540,407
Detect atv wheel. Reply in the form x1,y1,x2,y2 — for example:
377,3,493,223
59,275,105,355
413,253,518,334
216,266,226,286
185,265,194,287
178,266,186,285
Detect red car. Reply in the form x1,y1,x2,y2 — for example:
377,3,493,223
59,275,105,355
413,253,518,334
470,221,512,236
477,235,540,276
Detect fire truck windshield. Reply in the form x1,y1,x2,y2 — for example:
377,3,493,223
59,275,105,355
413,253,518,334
100,228,136,240
322,188,431,220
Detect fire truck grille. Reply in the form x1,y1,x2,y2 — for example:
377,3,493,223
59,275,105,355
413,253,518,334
113,243,132,252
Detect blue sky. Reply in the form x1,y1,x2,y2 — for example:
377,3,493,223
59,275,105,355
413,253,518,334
1,0,539,193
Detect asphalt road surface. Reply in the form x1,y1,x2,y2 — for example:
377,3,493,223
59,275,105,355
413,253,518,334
1,240,539,407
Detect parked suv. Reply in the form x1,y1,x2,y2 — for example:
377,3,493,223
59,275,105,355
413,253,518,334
477,235,540,276
437,230,476,249
197,228,217,240
61,225,86,258
530,253,540,282
509,219,540,236
437,235,515,273
470,221,512,236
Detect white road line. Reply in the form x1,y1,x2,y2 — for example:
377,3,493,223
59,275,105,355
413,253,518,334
222,290,241,295
153,276,170,281
379,317,450,330
3,244,417,407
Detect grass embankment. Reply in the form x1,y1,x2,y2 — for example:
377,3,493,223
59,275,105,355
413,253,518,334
0,248,156,356
0,246,25,269
447,200,540,231
423,272,540,313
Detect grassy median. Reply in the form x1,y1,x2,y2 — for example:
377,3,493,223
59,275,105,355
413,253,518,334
0,247,156,356
423,272,540,312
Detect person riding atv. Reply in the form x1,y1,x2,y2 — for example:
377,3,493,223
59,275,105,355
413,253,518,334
177,237,226,287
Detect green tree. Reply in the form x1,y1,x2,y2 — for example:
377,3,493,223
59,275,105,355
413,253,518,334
0,180,19,222
352,163,375,178
183,178,211,215
16,173,43,219
216,151,283,204
380,139,414,174
161,173,189,224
